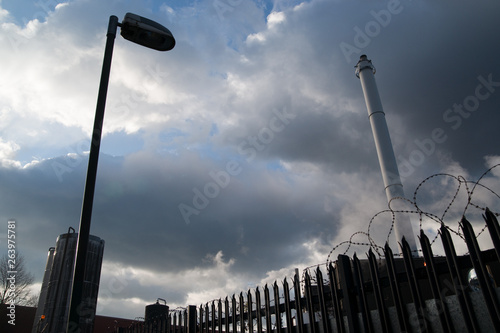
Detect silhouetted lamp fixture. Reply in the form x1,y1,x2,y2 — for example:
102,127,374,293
120,13,175,51
67,13,175,331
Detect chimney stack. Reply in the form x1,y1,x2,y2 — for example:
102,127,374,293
355,55,417,253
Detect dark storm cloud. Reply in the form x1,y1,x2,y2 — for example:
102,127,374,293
208,0,500,181
0,149,340,279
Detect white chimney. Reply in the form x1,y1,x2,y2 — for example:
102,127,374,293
355,54,417,253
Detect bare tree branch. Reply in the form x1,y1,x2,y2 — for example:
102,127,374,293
0,253,36,306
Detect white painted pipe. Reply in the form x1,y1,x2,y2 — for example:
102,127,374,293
355,55,417,253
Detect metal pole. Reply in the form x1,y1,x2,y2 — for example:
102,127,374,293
355,54,418,253
67,15,118,332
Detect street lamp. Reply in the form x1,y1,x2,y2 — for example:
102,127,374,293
67,13,175,332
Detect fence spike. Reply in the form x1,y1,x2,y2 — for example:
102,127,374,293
383,242,407,331
293,270,305,333
315,267,331,333
282,278,293,333
337,254,359,333
304,267,317,333
353,253,373,333
484,207,500,261
217,299,223,333
211,300,216,333
205,303,210,333
248,289,254,333
401,236,429,332
224,297,229,333
461,216,500,330
264,283,272,333
273,280,282,333
328,261,344,333
368,248,392,332
239,292,245,333
419,229,453,332
255,285,263,333
439,223,479,332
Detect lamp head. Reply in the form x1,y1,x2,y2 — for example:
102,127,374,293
120,13,175,51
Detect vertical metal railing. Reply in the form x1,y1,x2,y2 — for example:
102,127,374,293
328,262,344,333
116,208,500,333
383,243,407,332
401,237,429,331
440,223,479,332
352,253,373,333
461,216,500,330
419,230,453,332
368,248,392,333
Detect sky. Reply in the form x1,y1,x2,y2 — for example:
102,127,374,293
1,0,500,320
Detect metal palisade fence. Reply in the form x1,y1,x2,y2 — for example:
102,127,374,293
114,208,500,333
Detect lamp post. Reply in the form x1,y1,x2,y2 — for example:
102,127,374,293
67,13,175,332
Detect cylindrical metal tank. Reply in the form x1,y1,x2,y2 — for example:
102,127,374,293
31,247,55,333
32,229,105,333
145,299,169,323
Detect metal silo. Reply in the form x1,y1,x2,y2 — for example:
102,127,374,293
32,228,105,333
145,298,169,323
31,247,55,333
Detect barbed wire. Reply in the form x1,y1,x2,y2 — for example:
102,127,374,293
194,164,500,311
325,163,500,266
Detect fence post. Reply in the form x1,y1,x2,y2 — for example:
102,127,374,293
440,223,479,332
218,299,223,333
205,303,210,333
401,237,429,331
353,253,373,333
187,305,197,333
255,288,263,333
328,263,344,333
419,230,453,332
283,279,293,333
461,216,500,330
484,208,500,261
224,297,230,333
239,292,245,332
274,282,283,333
293,273,305,333
337,254,359,333
211,301,216,333
314,268,331,333
383,243,407,332
304,271,317,333
367,249,392,333
247,290,254,333
232,294,238,332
